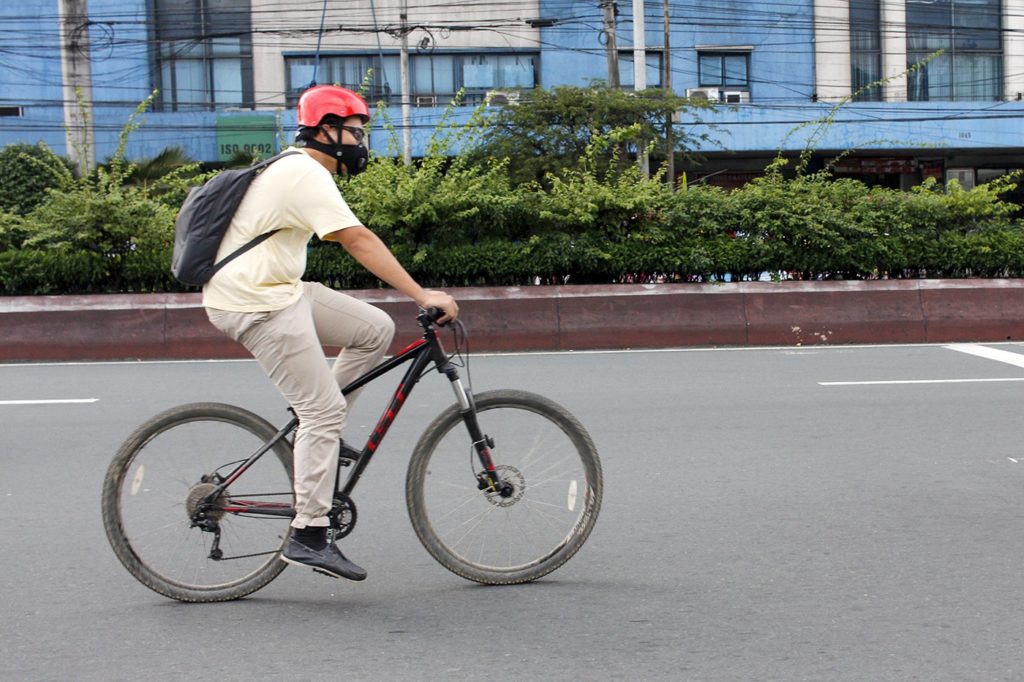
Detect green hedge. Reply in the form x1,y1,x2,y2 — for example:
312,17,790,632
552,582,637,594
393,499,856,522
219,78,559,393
1,138,1022,295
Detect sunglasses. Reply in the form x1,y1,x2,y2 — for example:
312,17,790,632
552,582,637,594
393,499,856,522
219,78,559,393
325,124,366,144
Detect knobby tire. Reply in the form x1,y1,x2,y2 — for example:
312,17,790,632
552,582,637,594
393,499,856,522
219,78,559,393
101,403,294,603
406,389,603,585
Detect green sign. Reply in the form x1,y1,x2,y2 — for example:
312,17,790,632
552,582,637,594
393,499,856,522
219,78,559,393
216,115,277,162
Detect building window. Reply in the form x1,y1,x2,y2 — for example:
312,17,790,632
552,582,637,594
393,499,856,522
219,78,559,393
287,55,399,105
696,51,750,101
698,52,749,89
153,0,254,112
285,53,538,106
850,0,882,101
906,0,1002,101
618,51,663,88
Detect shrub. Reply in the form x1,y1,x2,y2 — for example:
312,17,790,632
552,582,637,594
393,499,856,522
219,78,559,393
2,91,1023,295
0,143,75,215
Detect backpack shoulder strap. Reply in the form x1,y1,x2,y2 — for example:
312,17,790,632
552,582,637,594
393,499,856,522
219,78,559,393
250,149,303,176
210,150,303,276
210,229,281,276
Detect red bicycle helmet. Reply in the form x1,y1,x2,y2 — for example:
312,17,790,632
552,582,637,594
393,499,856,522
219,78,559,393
297,85,370,126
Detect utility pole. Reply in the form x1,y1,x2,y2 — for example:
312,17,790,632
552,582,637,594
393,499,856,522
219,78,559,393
400,0,412,165
601,0,620,88
58,0,95,175
632,0,649,175
663,0,674,189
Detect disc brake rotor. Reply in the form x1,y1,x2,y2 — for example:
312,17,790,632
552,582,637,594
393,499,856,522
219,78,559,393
485,464,526,508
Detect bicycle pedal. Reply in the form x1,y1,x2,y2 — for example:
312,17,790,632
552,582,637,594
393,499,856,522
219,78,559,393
312,568,340,580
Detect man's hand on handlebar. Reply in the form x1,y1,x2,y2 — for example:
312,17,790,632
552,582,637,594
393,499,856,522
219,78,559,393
418,290,459,324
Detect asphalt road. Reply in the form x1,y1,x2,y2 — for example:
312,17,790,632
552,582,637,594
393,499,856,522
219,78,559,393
3,343,1024,681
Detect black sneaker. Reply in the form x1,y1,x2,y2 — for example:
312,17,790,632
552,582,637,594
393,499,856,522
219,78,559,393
281,537,367,581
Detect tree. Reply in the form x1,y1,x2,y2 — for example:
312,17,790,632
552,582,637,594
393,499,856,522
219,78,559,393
464,85,712,186
124,146,197,189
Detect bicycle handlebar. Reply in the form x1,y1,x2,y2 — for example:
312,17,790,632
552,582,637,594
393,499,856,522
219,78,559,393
417,306,448,328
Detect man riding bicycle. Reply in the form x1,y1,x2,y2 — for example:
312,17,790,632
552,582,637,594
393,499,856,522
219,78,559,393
203,84,458,582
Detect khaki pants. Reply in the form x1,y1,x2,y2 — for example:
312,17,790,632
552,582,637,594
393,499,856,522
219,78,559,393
206,282,395,528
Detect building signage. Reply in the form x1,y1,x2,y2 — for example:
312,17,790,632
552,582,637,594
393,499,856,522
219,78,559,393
832,157,917,175
216,115,277,162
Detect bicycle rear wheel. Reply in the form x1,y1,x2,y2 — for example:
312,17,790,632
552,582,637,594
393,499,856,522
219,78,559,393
406,389,602,585
101,403,294,603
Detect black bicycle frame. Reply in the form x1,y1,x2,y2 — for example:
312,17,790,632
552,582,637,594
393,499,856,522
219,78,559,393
206,314,500,519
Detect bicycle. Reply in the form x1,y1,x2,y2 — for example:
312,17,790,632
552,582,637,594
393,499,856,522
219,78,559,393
101,309,603,602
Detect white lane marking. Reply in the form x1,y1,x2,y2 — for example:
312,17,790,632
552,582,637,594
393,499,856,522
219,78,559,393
0,359,255,368
0,399,99,405
5,342,1024,368
821,343,1024,385
945,343,1024,370
820,378,1024,386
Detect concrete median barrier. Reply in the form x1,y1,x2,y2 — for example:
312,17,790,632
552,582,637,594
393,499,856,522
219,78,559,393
2,279,1023,361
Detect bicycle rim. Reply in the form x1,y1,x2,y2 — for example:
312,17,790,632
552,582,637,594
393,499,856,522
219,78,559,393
407,390,602,584
102,403,294,602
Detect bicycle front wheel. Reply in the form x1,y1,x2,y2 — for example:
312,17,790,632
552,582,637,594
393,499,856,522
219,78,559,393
101,403,295,603
407,389,602,585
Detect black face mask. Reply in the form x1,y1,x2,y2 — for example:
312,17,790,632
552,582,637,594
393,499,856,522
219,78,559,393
337,143,368,176
303,136,369,176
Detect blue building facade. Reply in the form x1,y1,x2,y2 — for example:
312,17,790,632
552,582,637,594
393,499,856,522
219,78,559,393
1,0,1021,189
0,1,69,153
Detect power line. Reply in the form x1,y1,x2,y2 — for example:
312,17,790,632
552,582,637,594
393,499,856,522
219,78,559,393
1,0,1022,151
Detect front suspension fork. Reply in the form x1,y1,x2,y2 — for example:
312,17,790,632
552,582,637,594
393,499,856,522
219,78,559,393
440,361,504,493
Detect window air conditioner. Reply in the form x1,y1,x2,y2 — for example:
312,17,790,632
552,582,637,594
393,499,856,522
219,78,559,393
723,90,750,104
685,87,720,101
415,95,437,107
485,90,521,106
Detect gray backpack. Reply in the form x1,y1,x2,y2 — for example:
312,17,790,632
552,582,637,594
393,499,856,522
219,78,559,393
171,151,300,286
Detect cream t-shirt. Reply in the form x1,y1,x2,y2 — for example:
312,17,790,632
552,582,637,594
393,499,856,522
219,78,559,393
202,149,361,312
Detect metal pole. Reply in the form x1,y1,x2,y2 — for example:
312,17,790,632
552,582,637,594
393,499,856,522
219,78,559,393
663,0,674,189
400,0,412,165
633,0,648,174
632,0,646,91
